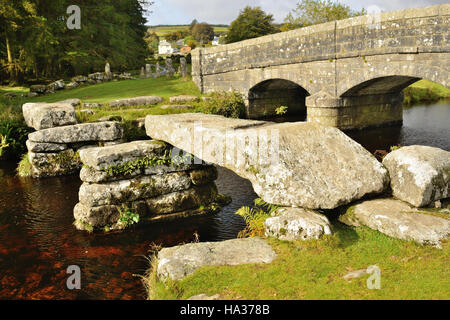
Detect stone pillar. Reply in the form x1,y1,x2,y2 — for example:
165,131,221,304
140,67,145,78
180,57,187,78
306,91,404,130
145,64,152,78
165,58,175,78
105,62,112,80
155,62,161,78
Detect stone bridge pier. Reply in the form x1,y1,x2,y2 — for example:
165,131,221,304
192,4,449,130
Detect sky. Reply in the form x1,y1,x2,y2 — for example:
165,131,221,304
144,0,449,25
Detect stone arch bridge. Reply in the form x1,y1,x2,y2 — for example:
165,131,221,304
191,4,449,130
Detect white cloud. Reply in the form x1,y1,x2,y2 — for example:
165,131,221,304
146,0,448,25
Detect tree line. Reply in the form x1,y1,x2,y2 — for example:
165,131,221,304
0,0,151,85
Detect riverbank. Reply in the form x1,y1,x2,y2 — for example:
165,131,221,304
145,222,449,300
403,80,450,105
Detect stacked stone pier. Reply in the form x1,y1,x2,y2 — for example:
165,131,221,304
23,102,124,178
74,140,224,232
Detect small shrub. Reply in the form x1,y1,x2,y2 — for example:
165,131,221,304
17,153,32,177
0,120,32,160
118,205,140,228
201,91,246,118
235,198,280,238
275,106,288,115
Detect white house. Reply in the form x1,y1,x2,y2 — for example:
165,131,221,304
158,40,175,55
212,36,220,46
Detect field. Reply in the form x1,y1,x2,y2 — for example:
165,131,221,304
145,223,450,300
148,25,228,37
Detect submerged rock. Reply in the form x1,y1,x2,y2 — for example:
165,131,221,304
157,237,277,281
22,102,77,130
264,207,332,241
339,198,450,248
383,146,449,207
28,121,123,144
145,113,389,209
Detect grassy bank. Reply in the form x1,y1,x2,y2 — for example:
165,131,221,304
403,79,450,105
145,223,449,300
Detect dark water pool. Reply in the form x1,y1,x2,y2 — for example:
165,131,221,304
0,102,448,300
0,164,256,300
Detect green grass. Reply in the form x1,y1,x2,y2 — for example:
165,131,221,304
146,223,450,300
28,76,201,104
403,79,450,105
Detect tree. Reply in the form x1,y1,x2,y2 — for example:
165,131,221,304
189,18,198,32
191,23,214,44
226,6,279,44
282,0,366,31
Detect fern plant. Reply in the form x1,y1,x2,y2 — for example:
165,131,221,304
235,198,280,238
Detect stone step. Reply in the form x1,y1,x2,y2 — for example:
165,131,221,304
23,102,77,130
157,237,277,281
145,113,389,209
78,140,169,171
74,183,218,230
339,198,450,248
28,121,123,144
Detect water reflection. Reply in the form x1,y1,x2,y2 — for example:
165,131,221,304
346,103,450,153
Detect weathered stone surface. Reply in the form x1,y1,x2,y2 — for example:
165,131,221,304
26,140,67,153
109,96,163,108
159,105,194,110
74,183,218,229
382,146,450,207
23,102,77,130
28,121,123,144
72,75,88,83
30,85,47,94
66,82,80,89
145,183,218,215
157,237,277,280
145,113,389,209
28,149,81,178
79,140,168,171
339,198,450,248
79,161,198,183
82,102,103,108
58,98,81,107
47,79,65,91
264,207,332,241
189,166,218,186
74,202,123,228
169,95,200,103
79,171,192,207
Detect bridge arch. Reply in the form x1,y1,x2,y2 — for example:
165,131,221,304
247,79,310,120
337,62,450,98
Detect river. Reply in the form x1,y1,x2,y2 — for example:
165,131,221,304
0,102,448,299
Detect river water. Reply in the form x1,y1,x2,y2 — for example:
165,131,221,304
0,102,448,300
